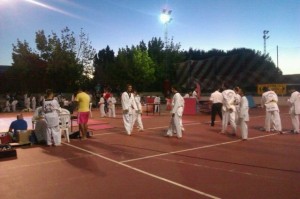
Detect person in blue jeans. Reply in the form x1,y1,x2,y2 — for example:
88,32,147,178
8,114,28,141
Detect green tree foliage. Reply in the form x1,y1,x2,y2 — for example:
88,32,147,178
5,40,48,92
1,30,282,95
35,27,84,91
4,27,94,93
94,44,157,91
131,47,156,90
115,46,156,91
164,38,185,82
147,37,165,89
93,45,115,86
76,28,96,78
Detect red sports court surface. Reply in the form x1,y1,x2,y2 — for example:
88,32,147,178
0,106,299,199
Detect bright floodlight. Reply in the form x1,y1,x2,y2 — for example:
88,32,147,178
160,13,171,24
160,9,172,24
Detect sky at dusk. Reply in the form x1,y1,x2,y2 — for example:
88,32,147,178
0,0,299,74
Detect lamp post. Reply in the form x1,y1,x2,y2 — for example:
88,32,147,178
160,8,172,80
160,9,172,49
263,30,269,54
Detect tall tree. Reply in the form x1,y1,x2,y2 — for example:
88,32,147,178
93,45,115,87
147,37,165,88
9,39,47,92
130,47,156,91
35,27,83,91
76,28,96,78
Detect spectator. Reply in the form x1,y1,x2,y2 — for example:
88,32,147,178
74,88,91,139
8,114,28,141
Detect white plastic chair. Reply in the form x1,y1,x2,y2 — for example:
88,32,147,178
59,110,71,143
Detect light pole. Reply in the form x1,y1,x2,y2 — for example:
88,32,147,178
263,30,269,54
160,9,172,49
160,8,172,80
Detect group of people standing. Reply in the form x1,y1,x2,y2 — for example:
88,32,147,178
6,84,299,146
2,94,38,112
120,84,185,138
260,86,300,134
30,88,91,146
209,86,249,140
209,85,300,140
98,90,117,118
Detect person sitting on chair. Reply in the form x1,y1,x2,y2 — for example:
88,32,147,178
8,114,28,141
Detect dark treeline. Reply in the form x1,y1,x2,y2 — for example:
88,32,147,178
0,27,282,95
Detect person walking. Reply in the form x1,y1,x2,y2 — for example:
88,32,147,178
221,85,237,135
166,85,185,138
121,84,137,135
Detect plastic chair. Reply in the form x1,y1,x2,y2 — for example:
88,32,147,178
59,113,71,143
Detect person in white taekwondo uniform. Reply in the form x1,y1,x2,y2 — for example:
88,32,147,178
98,94,106,117
237,88,249,140
261,87,282,133
287,88,300,134
31,95,37,111
11,99,18,112
43,89,61,146
166,85,185,138
121,84,137,135
221,86,238,135
132,90,144,132
107,94,117,118
234,87,242,124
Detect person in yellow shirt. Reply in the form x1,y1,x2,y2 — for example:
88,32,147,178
74,88,90,139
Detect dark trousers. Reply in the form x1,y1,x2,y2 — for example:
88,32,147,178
211,103,223,126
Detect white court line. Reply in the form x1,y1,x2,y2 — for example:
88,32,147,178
145,114,272,131
64,143,221,199
146,122,202,131
121,133,278,163
122,114,278,163
91,132,115,136
61,115,282,198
